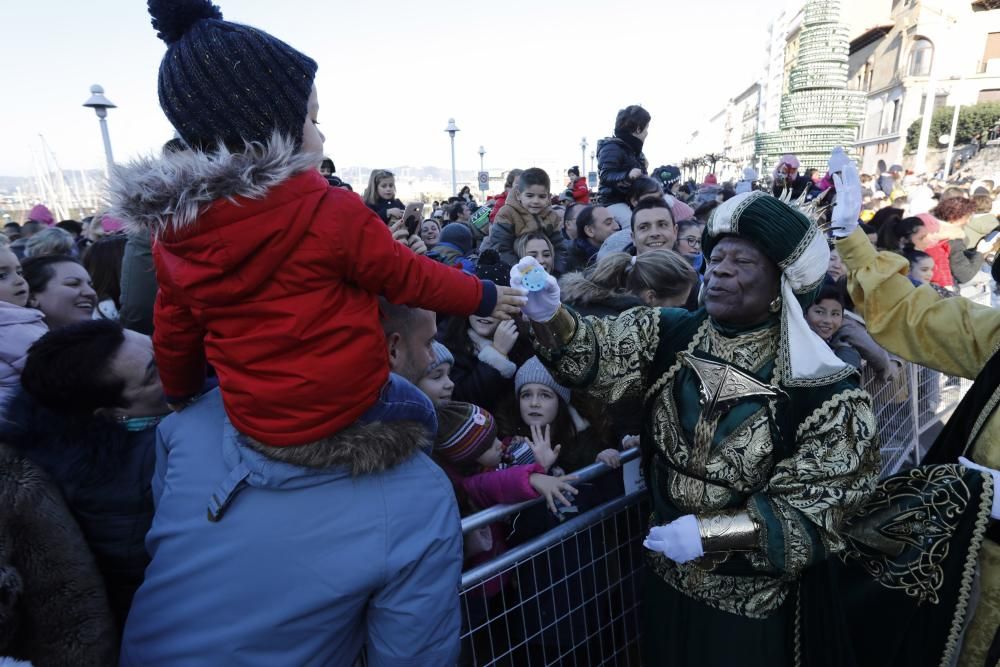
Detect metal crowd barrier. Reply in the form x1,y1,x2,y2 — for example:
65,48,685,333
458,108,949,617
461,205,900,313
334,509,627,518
458,448,647,666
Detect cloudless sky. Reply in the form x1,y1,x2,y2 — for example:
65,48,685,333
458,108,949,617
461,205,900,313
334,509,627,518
0,0,790,179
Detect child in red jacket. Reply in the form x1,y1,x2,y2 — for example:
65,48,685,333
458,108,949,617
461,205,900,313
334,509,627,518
110,1,523,447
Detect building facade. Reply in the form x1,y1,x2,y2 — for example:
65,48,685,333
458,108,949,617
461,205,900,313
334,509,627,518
848,0,1000,175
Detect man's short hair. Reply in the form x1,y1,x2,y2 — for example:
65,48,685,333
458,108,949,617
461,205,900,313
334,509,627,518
614,105,651,135
380,298,418,337
517,168,550,193
21,319,128,417
21,220,43,236
630,198,674,231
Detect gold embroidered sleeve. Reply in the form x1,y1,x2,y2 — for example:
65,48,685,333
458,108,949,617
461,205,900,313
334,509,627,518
746,389,880,578
532,305,661,405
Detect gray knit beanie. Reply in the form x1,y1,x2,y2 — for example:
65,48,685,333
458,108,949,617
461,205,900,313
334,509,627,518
428,341,455,373
148,0,318,150
515,357,571,405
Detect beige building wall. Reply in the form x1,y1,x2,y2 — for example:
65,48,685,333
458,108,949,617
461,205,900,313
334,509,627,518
849,1,1000,174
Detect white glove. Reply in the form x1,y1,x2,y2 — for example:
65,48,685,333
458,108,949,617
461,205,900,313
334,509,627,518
959,456,1000,520
643,514,704,563
510,257,561,322
829,147,862,239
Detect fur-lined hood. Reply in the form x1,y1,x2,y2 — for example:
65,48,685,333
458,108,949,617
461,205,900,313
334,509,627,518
108,133,320,236
559,271,643,314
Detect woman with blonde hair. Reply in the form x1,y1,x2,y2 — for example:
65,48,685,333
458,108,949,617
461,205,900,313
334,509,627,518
514,232,556,274
559,249,696,318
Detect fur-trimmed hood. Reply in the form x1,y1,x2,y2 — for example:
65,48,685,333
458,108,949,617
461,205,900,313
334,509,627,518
244,420,431,477
559,271,643,315
108,133,320,236
109,134,331,306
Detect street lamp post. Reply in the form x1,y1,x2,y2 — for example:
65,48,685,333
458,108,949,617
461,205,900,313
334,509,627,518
478,145,485,172
82,84,117,177
590,151,595,175
445,118,460,196
580,137,588,173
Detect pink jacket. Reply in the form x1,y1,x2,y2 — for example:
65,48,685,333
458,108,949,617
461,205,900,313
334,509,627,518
460,463,544,510
459,463,545,598
0,302,47,406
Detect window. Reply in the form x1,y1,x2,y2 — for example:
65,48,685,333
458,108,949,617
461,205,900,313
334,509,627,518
983,33,1000,72
909,38,934,76
866,99,885,137
890,98,903,133
980,89,1000,103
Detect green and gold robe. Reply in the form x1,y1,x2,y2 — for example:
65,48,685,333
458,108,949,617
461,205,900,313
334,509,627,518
534,304,992,666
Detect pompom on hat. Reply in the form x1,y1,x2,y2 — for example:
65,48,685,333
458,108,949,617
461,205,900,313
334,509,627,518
147,0,318,150
434,401,498,465
474,249,512,287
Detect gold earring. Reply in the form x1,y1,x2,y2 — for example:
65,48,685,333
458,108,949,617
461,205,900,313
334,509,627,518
768,296,782,313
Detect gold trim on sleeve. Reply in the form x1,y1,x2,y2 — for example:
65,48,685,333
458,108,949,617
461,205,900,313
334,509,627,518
529,306,577,351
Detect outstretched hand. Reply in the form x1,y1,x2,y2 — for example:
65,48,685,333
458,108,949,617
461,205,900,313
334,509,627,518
829,147,862,239
529,424,561,470
510,257,561,322
490,286,527,321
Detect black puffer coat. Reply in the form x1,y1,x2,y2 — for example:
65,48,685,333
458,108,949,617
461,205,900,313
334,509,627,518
596,137,645,206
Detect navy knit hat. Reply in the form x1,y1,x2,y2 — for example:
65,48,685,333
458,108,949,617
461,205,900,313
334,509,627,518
439,222,473,256
148,0,318,150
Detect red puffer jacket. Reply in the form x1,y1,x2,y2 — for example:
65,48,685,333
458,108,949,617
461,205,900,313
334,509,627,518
570,176,590,204
152,169,491,446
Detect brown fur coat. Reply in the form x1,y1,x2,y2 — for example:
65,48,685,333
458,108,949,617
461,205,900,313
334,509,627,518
0,444,117,666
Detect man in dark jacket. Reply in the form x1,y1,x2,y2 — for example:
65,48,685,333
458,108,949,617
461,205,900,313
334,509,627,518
597,105,650,229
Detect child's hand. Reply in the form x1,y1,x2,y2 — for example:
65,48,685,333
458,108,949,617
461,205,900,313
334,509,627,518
596,448,622,469
529,424,561,470
529,473,578,514
491,320,519,356
490,286,528,321
628,168,643,180
621,435,640,450
387,207,404,220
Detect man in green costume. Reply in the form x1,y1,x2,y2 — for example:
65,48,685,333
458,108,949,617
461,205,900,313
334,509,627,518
510,185,994,666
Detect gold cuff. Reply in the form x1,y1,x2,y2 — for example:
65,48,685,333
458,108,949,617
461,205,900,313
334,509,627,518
530,306,577,351
697,510,761,553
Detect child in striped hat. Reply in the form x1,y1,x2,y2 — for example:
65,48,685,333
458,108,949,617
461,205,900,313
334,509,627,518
432,401,577,516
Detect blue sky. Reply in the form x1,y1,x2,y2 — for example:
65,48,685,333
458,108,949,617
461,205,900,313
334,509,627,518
0,0,783,178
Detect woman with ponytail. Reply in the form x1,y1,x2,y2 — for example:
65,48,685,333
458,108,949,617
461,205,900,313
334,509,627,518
560,249,696,317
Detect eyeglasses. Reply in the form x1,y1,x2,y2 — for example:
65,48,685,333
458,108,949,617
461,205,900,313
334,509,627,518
680,236,702,247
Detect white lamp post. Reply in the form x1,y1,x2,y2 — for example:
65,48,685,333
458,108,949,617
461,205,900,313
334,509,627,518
580,137,588,173
478,145,485,172
82,84,117,177
445,118,460,195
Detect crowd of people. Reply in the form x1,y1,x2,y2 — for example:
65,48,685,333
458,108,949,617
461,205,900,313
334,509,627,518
1,1,999,666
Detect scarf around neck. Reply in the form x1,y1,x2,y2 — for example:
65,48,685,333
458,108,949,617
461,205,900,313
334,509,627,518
613,128,645,157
